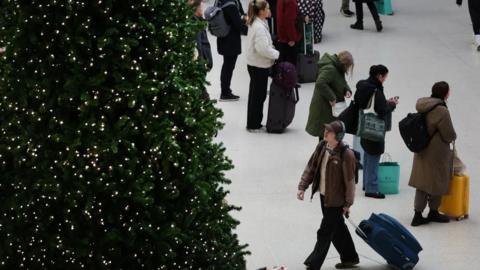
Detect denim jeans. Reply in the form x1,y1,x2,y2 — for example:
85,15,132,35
363,152,381,193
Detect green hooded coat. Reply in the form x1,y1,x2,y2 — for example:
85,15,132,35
306,53,351,137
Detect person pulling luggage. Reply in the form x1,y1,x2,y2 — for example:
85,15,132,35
409,82,457,226
245,0,280,132
297,120,360,270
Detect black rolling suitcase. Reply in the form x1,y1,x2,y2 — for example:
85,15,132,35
297,23,319,83
266,82,300,133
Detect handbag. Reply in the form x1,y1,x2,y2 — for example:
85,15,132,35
338,100,359,134
356,90,386,141
378,153,400,194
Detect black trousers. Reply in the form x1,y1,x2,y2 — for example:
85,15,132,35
469,0,480,35
278,42,298,66
354,1,380,23
247,65,270,129
304,196,359,270
220,54,238,96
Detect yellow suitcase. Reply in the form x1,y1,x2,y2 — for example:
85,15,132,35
439,175,470,221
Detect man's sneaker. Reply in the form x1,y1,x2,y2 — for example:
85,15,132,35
246,126,265,133
350,22,364,30
365,192,385,199
220,93,240,101
335,259,359,269
341,9,355,17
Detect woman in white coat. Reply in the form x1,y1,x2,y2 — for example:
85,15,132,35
245,0,280,132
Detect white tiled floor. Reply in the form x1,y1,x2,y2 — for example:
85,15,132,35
205,0,480,269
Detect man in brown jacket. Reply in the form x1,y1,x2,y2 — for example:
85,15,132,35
409,82,457,226
297,121,359,270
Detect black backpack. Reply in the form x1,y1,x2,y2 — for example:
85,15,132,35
399,103,445,153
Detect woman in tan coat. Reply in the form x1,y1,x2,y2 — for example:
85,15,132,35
409,81,457,227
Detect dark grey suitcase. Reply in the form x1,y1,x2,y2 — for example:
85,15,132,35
297,23,319,83
297,50,320,83
266,82,300,133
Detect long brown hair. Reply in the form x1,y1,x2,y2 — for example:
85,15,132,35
247,0,268,25
338,51,354,76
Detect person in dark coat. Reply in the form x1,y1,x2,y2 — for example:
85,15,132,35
298,121,359,270
409,82,457,227
276,0,302,64
353,65,398,199
457,0,480,51
191,0,213,71
217,0,248,101
350,0,382,32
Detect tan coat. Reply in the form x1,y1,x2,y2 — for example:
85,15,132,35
408,97,457,196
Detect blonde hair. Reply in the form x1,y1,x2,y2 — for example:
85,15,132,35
338,51,354,75
247,0,268,25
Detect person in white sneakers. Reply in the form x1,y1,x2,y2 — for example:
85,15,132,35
457,0,480,51
245,0,279,132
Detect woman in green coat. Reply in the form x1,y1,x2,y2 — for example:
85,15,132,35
306,51,354,139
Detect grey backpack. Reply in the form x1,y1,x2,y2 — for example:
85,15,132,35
204,0,236,37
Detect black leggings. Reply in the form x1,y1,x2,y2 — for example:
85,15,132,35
469,0,480,35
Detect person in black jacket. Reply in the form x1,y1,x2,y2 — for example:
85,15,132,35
191,0,213,71
217,0,248,101
457,0,480,51
350,0,382,32
353,65,398,199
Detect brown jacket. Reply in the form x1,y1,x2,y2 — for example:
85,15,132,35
409,97,457,196
298,141,356,208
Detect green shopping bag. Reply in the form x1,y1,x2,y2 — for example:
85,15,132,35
375,0,393,16
378,154,400,194
356,90,386,142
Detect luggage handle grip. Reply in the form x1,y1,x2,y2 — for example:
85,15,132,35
294,87,300,104
345,214,368,240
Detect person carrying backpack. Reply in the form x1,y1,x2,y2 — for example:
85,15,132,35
297,120,360,270
409,82,457,227
354,65,397,199
245,0,279,132
216,0,248,101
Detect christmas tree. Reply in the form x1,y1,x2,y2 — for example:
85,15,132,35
0,1,248,268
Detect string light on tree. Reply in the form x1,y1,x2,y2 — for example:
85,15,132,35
0,0,248,268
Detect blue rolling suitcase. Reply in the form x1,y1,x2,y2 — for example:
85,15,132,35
347,213,422,270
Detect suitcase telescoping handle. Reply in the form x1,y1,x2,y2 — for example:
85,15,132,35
345,213,368,240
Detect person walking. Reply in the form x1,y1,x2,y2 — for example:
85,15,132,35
457,0,480,51
298,0,325,43
409,82,457,227
246,0,280,132
340,0,355,17
217,0,248,101
350,0,383,32
298,120,360,270
354,65,397,199
306,51,354,140
276,0,302,65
